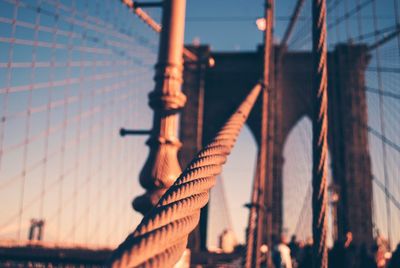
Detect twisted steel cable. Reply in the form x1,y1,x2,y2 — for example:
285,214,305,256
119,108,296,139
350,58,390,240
110,83,262,267
312,0,329,267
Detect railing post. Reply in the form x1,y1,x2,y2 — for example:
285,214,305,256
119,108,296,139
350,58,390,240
133,0,187,215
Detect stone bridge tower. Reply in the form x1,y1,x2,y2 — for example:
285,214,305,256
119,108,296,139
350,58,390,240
179,44,374,251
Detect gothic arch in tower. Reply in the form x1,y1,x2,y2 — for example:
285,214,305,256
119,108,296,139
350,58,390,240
179,44,373,250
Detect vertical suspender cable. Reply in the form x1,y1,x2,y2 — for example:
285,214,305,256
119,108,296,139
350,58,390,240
355,0,363,38
394,0,400,57
71,0,82,243
245,156,260,268
0,0,20,174
334,1,340,43
344,0,351,41
312,0,329,267
56,0,73,243
371,0,392,249
17,0,42,240
253,79,268,268
39,0,63,232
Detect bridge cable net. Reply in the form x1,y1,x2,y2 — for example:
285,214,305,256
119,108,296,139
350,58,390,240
284,0,400,249
110,83,262,267
207,174,237,251
0,0,158,248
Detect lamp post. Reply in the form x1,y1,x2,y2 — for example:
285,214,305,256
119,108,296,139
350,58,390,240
133,0,187,215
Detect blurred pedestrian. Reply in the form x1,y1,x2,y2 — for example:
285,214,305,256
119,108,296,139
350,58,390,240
272,234,292,268
388,244,400,268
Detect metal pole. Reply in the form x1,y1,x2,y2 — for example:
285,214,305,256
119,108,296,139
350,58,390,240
119,128,151,136
253,92,268,268
133,0,187,215
245,156,260,268
255,1,274,267
312,0,329,267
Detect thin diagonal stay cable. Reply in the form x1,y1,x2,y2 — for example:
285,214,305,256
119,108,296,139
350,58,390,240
371,0,392,248
120,0,197,62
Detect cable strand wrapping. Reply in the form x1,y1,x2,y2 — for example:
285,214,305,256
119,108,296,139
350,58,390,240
110,83,262,267
312,0,329,267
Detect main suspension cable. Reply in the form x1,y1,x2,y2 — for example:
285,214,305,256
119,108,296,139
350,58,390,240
110,83,262,268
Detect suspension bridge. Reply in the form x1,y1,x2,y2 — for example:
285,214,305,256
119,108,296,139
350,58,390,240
0,0,399,267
